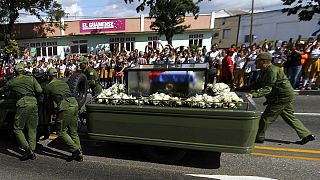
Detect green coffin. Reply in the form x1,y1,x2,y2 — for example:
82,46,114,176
86,97,260,154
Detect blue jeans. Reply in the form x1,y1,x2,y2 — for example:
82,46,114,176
287,65,302,88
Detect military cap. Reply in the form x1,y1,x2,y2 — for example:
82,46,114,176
78,56,88,64
47,68,58,76
256,52,273,61
14,63,25,71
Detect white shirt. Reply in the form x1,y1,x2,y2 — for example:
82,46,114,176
234,56,247,69
59,64,66,73
311,47,320,59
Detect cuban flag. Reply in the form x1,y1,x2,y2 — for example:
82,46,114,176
149,71,196,86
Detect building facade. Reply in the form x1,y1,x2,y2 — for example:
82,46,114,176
238,9,320,46
1,15,215,61
211,15,241,48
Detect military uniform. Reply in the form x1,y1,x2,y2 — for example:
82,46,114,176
44,70,82,159
249,53,313,144
0,63,42,160
79,57,103,96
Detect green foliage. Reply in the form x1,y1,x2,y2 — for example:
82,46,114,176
0,0,66,40
189,44,200,52
125,0,202,45
3,40,19,55
282,0,320,23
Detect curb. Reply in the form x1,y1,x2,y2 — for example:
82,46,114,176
294,90,320,96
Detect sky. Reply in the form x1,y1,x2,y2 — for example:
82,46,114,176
18,0,286,22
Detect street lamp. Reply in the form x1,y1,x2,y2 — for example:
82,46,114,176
249,0,254,46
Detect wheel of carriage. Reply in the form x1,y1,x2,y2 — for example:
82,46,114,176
141,145,187,164
67,73,88,108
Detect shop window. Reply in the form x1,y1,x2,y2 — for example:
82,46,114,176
148,36,159,49
70,40,88,54
189,34,203,47
244,35,255,43
223,29,231,39
21,41,58,58
110,37,135,53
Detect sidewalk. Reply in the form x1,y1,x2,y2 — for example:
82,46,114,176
294,90,320,95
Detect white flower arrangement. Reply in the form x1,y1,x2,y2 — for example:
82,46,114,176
96,83,244,109
206,83,230,95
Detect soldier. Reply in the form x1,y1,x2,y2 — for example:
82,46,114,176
79,56,103,96
247,52,315,145
0,63,42,161
44,68,83,162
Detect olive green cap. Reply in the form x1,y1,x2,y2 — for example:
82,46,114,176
79,56,88,64
47,68,57,76
256,52,273,61
14,63,24,71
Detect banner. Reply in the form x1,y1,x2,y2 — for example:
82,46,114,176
80,19,125,33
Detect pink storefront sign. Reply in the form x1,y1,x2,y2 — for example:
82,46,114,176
80,19,125,33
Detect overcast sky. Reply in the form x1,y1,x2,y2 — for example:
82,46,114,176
18,0,285,22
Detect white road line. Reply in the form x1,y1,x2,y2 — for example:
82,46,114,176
185,174,277,180
294,113,320,116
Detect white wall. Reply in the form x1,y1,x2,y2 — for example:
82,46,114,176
238,10,320,45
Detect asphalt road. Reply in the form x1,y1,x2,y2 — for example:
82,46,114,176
0,94,319,180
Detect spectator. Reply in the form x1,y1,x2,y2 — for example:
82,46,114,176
221,48,234,85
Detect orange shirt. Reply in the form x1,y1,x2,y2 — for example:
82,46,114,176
301,53,309,65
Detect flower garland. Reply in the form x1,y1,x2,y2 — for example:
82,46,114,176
96,83,244,109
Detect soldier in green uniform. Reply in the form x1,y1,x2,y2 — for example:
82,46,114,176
0,63,42,161
45,68,83,162
247,52,315,145
79,57,103,96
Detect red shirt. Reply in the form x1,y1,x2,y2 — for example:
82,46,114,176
221,55,234,78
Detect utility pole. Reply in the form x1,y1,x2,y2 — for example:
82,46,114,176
249,0,254,46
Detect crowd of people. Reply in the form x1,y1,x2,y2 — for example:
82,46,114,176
1,36,320,91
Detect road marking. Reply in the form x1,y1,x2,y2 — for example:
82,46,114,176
185,174,276,180
294,112,320,116
254,146,320,154
251,152,320,161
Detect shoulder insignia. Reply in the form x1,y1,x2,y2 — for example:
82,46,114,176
90,72,94,75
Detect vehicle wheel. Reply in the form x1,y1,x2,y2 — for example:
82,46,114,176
141,145,187,164
67,73,88,108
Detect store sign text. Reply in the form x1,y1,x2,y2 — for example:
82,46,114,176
80,19,125,33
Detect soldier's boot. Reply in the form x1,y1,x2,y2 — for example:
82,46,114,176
67,149,83,162
20,147,36,161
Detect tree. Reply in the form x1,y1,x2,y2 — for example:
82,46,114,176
0,0,66,44
282,0,320,23
3,40,19,56
124,0,200,45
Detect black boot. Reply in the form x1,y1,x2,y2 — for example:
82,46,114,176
20,147,36,161
296,134,315,145
67,149,83,162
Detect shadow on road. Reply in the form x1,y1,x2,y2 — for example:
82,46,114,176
265,138,295,144
0,131,220,169
0,137,23,159
46,134,220,169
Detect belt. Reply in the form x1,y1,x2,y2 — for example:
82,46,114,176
55,94,72,103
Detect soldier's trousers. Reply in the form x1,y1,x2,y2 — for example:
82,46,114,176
13,104,38,151
56,106,81,153
256,101,311,141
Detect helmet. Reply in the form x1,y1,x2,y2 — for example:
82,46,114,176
79,56,88,64
256,52,272,61
47,68,57,76
14,63,24,72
